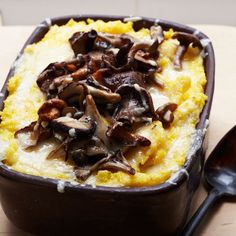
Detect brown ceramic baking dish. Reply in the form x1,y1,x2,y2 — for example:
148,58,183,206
0,15,214,236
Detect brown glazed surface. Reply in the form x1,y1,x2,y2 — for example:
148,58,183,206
0,15,215,236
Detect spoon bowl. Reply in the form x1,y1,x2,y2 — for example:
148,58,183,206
205,125,236,196
182,125,236,236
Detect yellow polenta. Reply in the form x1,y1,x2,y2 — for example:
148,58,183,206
0,19,207,187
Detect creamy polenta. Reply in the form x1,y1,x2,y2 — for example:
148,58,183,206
0,19,207,187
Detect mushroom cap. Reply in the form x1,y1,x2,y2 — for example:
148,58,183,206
172,32,203,48
98,151,135,175
156,102,178,128
71,66,89,80
50,116,96,137
61,106,83,119
74,151,135,181
150,25,164,45
37,58,85,93
58,82,87,109
103,71,146,92
114,84,156,125
69,30,97,55
68,136,108,166
14,121,52,149
38,98,67,121
86,85,121,103
107,122,151,147
115,38,134,66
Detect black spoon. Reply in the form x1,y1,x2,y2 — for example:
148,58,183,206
182,125,236,236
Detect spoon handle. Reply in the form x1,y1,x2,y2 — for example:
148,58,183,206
181,188,222,236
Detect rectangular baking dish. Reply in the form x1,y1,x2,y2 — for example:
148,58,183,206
0,15,214,236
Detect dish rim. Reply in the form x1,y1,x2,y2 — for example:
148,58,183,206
0,14,215,195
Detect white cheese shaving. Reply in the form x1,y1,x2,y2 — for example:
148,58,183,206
45,17,52,27
0,140,8,161
166,168,189,185
187,119,209,161
193,30,200,36
148,87,169,110
200,38,211,48
163,110,171,121
123,16,142,22
69,128,76,137
54,133,63,141
200,50,209,58
154,18,160,25
108,48,119,55
66,112,73,118
57,180,65,193
10,53,23,71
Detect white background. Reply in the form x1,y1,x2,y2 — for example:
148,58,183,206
0,0,235,25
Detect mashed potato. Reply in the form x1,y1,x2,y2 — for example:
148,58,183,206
0,19,207,187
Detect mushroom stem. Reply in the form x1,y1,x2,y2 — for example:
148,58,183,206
107,122,151,147
150,25,164,45
172,32,203,70
14,120,52,149
47,137,71,160
98,151,135,175
75,151,135,181
173,45,188,69
156,102,178,128
75,156,110,181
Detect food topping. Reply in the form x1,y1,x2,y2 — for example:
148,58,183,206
155,102,178,129
14,26,184,181
172,32,203,69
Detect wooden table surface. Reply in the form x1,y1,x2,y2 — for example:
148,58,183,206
0,25,235,235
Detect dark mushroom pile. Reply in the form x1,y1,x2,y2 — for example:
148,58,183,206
15,25,181,181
